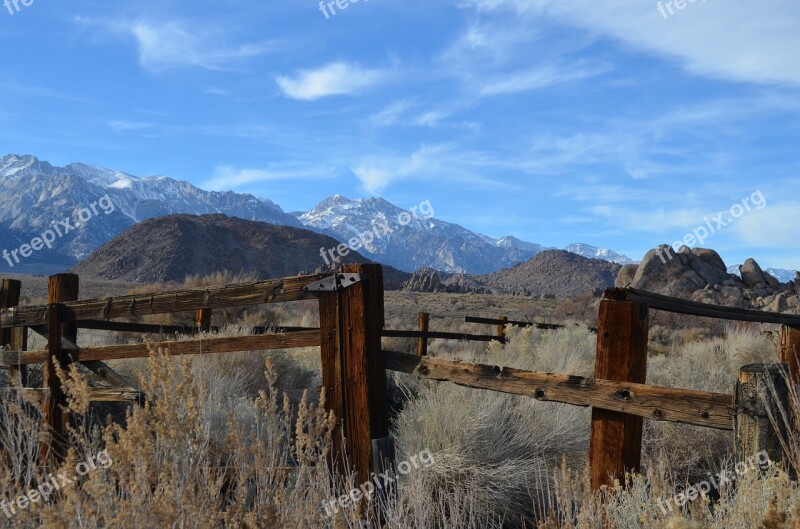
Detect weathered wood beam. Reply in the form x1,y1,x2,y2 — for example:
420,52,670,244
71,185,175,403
0,273,329,328
606,287,800,326
382,329,501,342
382,350,734,431
2,331,321,365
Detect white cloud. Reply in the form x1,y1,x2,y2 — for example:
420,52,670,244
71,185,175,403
735,202,800,248
369,99,415,127
460,0,800,86
479,63,610,96
351,144,518,194
130,22,267,71
205,163,335,190
276,62,388,100
107,120,154,132
351,144,449,194
75,17,269,72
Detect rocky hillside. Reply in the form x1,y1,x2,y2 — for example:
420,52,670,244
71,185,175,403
482,250,622,297
617,244,800,313
73,214,410,288
402,250,621,297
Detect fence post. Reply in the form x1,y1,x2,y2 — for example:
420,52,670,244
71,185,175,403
196,308,212,333
417,312,429,357
735,363,790,468
781,326,800,387
318,263,391,487
497,315,508,343
0,279,24,386
41,273,79,462
590,297,649,491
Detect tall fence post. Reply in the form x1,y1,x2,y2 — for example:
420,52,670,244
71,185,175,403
735,363,790,468
318,263,391,488
781,326,800,387
41,273,79,462
590,296,649,491
196,308,212,333
417,312,429,357
497,315,508,343
0,279,24,386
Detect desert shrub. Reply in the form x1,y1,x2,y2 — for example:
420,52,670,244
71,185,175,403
644,328,777,479
393,325,597,527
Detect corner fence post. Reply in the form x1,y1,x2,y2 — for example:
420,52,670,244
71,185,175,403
41,273,79,463
781,326,800,388
497,315,508,343
590,294,649,491
735,363,790,469
0,279,24,386
417,312,429,357
196,308,212,333
318,264,392,488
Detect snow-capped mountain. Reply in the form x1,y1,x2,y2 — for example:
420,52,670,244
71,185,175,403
728,264,798,284
0,153,638,275
297,195,546,273
0,154,301,271
296,196,632,273
565,243,635,265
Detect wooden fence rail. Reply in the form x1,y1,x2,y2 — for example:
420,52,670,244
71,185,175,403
382,350,734,430
0,273,328,328
466,315,599,333
1,331,321,365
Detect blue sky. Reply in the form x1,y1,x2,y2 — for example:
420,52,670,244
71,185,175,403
1,0,799,268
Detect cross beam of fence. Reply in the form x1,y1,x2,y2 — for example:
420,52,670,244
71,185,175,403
1,330,321,365
381,329,502,342
606,287,800,326
382,349,735,430
0,273,329,328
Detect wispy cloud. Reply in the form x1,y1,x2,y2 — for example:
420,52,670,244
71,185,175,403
460,0,800,86
351,143,518,194
75,17,270,72
204,163,337,191
276,62,389,100
735,202,800,248
107,120,154,132
478,62,609,96
369,99,416,127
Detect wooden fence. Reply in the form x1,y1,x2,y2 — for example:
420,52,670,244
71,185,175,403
1,265,799,495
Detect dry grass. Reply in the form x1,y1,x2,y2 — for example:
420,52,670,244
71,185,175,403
1,276,797,528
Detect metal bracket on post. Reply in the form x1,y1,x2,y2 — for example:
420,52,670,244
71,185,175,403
303,273,367,293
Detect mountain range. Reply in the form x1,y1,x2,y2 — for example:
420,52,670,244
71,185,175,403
0,153,648,275
727,264,798,284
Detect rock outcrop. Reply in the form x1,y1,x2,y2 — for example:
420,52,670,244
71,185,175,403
620,244,798,313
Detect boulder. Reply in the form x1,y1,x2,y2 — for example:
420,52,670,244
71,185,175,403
720,286,746,308
615,264,638,288
766,293,789,313
631,245,703,297
764,272,781,290
740,258,768,289
691,248,728,276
